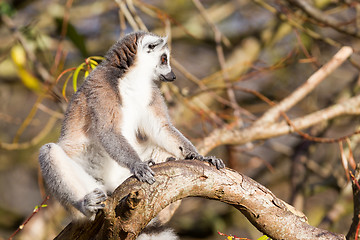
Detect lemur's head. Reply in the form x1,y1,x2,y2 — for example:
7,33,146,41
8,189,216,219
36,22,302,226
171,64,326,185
105,31,176,82
138,32,176,82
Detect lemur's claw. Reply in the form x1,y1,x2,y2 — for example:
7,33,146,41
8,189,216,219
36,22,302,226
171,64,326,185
203,156,225,170
185,152,201,160
147,159,156,166
185,152,225,170
166,156,176,162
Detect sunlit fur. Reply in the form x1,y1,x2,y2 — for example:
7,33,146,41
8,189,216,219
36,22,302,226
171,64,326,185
137,229,178,240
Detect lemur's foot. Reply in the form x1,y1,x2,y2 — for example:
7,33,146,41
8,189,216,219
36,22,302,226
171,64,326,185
82,188,107,217
185,152,225,170
133,161,156,184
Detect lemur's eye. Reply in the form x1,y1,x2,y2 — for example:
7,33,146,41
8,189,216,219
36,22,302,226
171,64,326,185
161,54,167,65
148,44,155,50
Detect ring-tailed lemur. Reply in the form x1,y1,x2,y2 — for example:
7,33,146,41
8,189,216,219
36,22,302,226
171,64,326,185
39,31,225,238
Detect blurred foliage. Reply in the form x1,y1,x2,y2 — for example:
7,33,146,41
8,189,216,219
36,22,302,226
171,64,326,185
0,0,360,239
11,45,43,93
54,17,89,57
0,2,15,17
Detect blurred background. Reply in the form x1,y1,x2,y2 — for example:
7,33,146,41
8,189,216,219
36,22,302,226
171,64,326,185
1,0,360,239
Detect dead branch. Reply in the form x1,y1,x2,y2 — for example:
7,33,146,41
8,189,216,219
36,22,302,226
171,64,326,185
254,46,353,126
54,160,344,240
288,0,360,39
254,0,342,48
197,46,356,155
0,116,58,150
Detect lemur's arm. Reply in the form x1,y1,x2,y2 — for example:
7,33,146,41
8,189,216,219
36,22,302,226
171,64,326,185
86,70,155,184
151,93,225,169
157,123,224,169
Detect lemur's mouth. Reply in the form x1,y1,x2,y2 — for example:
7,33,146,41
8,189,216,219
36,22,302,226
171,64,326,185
160,71,176,82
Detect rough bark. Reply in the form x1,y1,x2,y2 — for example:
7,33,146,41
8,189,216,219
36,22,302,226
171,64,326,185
55,160,345,240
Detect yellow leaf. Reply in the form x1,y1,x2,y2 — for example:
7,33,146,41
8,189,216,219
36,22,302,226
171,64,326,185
11,45,26,67
17,68,42,92
257,235,269,240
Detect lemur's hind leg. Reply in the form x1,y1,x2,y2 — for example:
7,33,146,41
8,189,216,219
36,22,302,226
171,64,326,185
39,143,107,219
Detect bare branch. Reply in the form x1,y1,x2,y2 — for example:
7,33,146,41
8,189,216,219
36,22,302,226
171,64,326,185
0,116,58,150
288,0,360,38
254,0,342,47
192,0,243,126
197,93,360,155
254,46,353,126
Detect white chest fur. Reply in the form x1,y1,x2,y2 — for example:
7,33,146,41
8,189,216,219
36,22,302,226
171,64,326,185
118,68,158,159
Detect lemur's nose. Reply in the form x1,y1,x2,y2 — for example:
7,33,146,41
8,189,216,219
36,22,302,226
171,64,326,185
162,71,176,82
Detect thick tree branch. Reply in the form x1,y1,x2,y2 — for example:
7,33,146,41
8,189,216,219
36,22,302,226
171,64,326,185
54,160,344,240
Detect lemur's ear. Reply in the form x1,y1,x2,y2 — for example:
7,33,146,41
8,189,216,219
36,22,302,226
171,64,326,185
142,35,167,52
162,36,168,43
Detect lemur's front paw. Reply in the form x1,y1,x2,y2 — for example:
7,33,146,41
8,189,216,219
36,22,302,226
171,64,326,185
185,151,225,170
133,161,155,184
82,188,107,217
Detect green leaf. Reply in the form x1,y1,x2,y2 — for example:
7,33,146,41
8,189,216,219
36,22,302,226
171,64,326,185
62,72,73,102
72,63,85,92
89,56,105,61
257,235,269,240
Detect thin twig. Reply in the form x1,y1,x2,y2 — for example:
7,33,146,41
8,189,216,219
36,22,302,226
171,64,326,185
254,46,353,126
288,0,360,38
8,196,50,240
0,115,58,150
192,0,243,126
12,95,45,143
126,0,147,31
51,0,74,75
115,0,140,31
254,0,342,48
1,15,53,83
198,91,360,155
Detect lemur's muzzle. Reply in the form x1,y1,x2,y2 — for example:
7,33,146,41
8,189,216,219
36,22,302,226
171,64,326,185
160,70,176,82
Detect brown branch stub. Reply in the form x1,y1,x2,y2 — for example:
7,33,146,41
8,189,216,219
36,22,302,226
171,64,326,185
115,189,145,220
54,160,344,240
